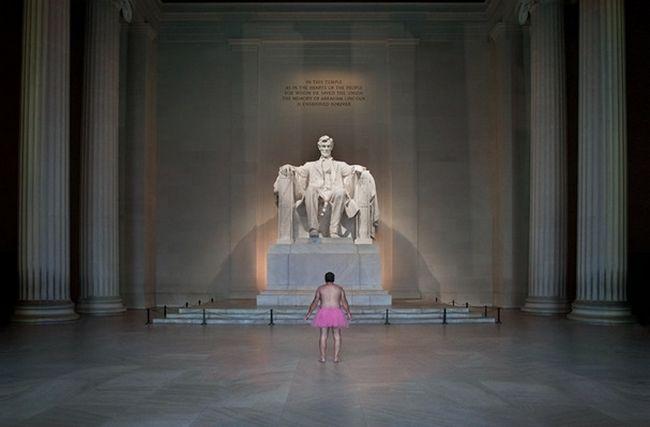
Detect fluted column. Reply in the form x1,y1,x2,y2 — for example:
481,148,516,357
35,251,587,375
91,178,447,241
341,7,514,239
78,0,130,315
519,0,570,315
568,0,633,324
13,0,78,323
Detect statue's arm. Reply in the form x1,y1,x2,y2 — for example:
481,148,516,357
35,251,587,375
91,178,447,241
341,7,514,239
341,162,367,177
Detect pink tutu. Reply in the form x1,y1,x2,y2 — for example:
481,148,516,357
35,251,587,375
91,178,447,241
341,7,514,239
311,307,349,328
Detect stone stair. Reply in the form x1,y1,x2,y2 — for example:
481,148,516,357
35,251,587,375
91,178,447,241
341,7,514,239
152,306,497,325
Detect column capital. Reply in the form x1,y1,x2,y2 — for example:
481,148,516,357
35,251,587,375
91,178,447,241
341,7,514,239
517,0,537,25
518,0,563,25
112,0,134,23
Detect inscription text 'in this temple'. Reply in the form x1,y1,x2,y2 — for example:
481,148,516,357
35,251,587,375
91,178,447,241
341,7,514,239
281,79,366,107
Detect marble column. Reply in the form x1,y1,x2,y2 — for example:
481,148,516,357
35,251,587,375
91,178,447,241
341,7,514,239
13,0,78,323
568,0,633,324
78,0,130,314
520,0,570,315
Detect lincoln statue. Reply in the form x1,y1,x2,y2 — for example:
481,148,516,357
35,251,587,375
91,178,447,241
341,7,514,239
275,135,379,243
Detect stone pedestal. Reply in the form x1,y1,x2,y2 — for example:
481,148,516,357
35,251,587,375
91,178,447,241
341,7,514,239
257,239,391,306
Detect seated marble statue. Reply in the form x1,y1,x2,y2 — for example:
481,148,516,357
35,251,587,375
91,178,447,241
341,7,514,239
275,135,379,243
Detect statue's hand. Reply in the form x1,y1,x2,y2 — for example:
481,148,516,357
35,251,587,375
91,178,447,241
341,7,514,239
352,165,367,175
279,164,294,176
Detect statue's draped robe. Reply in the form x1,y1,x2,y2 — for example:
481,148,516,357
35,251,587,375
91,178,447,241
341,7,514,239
274,157,379,240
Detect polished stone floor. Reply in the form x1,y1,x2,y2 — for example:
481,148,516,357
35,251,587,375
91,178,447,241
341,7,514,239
1,311,649,426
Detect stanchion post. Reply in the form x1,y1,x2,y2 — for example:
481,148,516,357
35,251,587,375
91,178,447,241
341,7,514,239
185,302,188,308
384,309,390,325
202,308,207,325
452,299,455,306
443,307,447,324
198,299,201,306
164,305,167,318
483,305,487,317
146,308,151,325
435,297,438,303
269,309,274,326
497,307,502,324
465,302,469,308
211,297,214,303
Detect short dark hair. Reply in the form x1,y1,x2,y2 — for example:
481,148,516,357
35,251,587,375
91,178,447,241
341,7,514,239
325,272,335,283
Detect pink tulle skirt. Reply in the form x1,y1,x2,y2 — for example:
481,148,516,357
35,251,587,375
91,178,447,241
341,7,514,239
311,307,349,328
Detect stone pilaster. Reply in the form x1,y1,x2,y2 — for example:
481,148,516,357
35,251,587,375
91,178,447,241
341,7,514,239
13,0,78,323
520,0,570,315
568,0,633,324
78,0,130,315
387,39,420,299
488,22,529,308
121,22,157,308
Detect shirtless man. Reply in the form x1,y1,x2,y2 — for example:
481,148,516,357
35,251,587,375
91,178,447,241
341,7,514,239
305,272,352,363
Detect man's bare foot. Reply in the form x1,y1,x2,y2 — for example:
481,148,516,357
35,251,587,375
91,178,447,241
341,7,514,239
333,357,340,363
319,357,326,363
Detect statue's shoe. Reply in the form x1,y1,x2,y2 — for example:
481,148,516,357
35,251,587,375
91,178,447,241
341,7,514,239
309,229,320,238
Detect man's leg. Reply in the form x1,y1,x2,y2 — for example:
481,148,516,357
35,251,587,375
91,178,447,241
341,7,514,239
305,186,320,236
329,188,346,237
333,328,342,362
319,327,328,362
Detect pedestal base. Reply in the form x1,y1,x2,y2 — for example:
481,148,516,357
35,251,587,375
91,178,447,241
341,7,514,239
77,296,126,315
258,239,391,306
12,301,79,324
521,296,570,316
567,301,634,325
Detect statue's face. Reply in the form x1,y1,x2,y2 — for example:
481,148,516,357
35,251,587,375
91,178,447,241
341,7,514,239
318,140,333,158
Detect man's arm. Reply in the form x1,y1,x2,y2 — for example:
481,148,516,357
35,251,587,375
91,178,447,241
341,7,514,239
305,287,321,320
340,288,352,320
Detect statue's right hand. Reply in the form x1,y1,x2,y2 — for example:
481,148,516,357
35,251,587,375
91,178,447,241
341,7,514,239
279,164,294,176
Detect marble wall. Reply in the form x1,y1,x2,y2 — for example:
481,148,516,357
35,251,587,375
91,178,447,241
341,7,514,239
152,14,528,307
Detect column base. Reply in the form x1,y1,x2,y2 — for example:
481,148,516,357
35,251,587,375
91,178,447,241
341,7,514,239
521,296,570,315
77,296,126,315
12,301,79,324
567,301,635,325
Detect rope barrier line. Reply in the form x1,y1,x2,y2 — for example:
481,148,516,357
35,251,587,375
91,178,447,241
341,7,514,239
144,300,502,325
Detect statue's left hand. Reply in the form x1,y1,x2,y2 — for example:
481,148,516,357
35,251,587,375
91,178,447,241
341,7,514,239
352,165,367,175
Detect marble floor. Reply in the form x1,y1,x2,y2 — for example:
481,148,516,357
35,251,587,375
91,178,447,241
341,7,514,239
1,311,649,426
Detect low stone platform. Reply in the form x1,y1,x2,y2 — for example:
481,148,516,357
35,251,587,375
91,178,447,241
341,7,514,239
152,305,497,325
257,238,391,306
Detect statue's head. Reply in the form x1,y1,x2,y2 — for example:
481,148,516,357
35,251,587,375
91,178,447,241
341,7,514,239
317,135,334,158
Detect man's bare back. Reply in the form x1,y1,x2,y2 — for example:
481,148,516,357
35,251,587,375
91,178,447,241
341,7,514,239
317,283,344,308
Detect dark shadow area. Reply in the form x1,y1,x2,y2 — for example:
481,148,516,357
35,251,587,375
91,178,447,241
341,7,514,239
69,0,86,302
626,1,650,325
0,0,22,324
564,0,579,303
